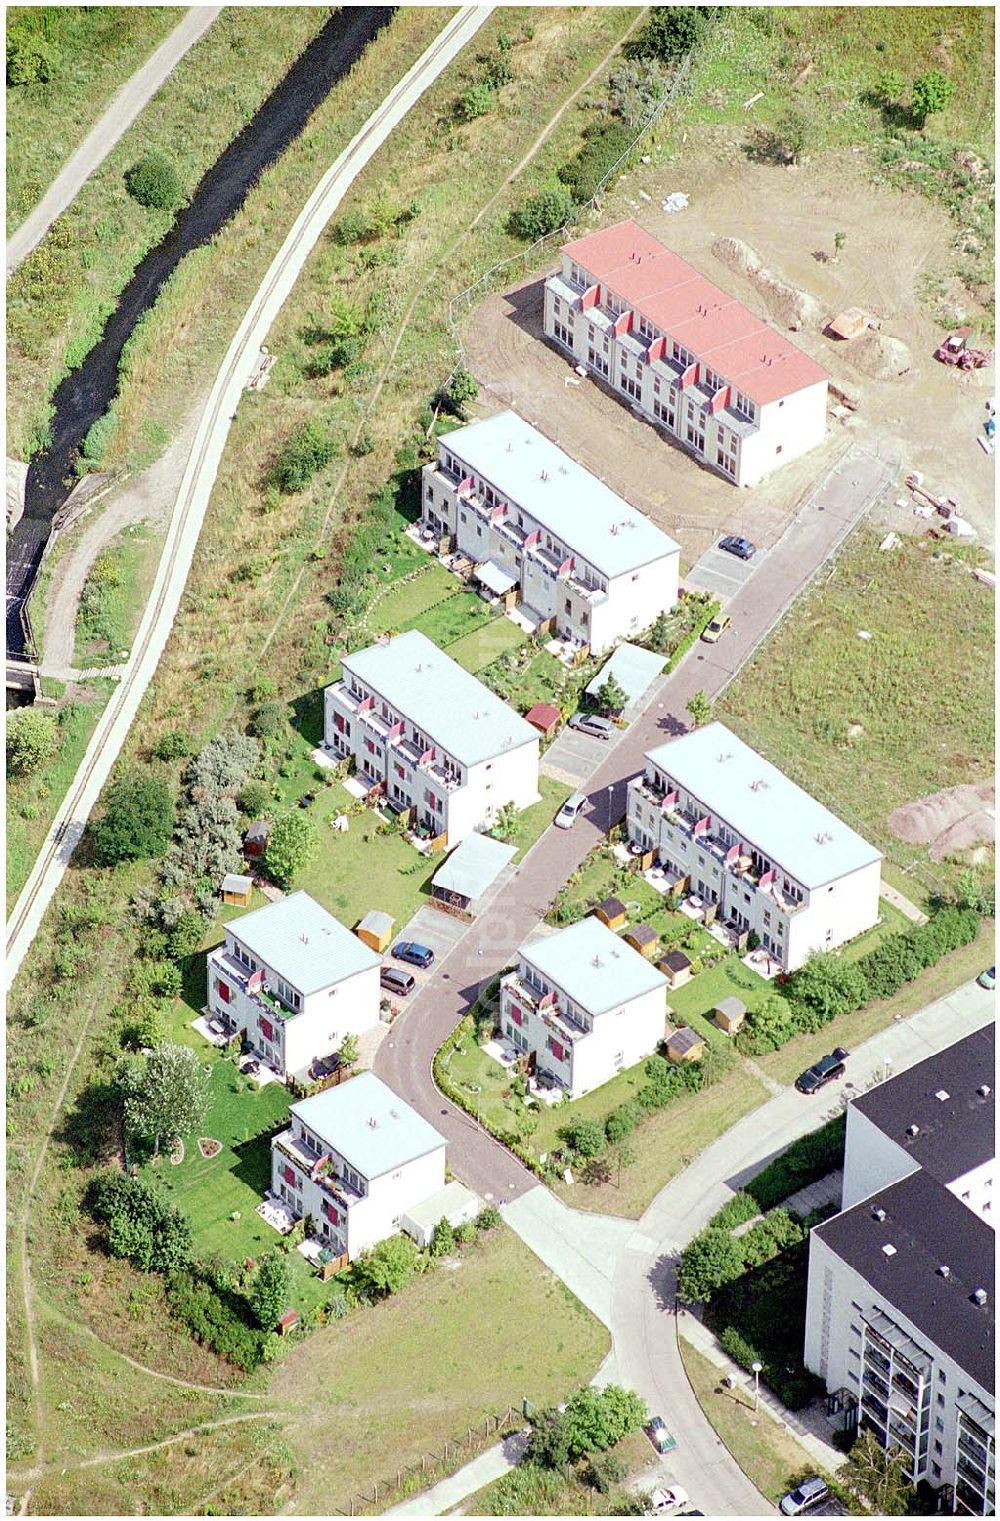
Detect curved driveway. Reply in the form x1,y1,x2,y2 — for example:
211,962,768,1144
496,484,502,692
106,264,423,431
5,6,495,989
7,8,222,275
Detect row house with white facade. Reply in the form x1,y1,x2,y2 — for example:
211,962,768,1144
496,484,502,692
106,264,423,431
207,891,381,1081
543,219,829,487
324,629,539,848
626,721,882,972
500,916,669,1098
270,1072,447,1262
420,410,680,654
804,1027,995,1515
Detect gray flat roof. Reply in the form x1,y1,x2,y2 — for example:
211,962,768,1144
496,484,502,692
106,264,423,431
815,1168,994,1391
342,630,538,770
226,890,380,994
520,915,667,1016
432,831,517,902
715,996,747,1018
292,1073,446,1180
586,642,665,706
645,721,882,889
401,1180,479,1231
221,873,252,893
442,410,680,580
358,910,393,936
852,1027,994,1186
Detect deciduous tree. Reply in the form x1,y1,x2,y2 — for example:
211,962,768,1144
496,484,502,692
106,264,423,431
120,1043,210,1155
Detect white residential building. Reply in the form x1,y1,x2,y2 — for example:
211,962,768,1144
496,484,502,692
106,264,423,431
207,891,381,1081
270,1073,446,1262
804,1027,995,1515
324,629,539,847
420,410,680,654
500,916,668,1098
626,721,882,972
543,218,829,488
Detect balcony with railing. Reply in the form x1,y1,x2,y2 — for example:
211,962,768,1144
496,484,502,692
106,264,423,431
210,947,298,1026
329,680,394,741
502,972,591,1045
274,1129,362,1211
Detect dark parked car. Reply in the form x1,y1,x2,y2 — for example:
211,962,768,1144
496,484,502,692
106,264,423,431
795,1048,849,1095
646,1416,677,1454
380,967,415,998
569,712,616,741
719,534,757,561
393,941,434,970
309,1054,341,1082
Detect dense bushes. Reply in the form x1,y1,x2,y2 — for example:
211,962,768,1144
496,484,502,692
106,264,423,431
710,1242,823,1410
125,153,183,211
525,1385,648,1468
508,186,576,242
166,1268,269,1372
624,7,714,65
557,1051,716,1169
7,707,59,776
7,18,60,84
87,1172,193,1275
93,772,176,865
744,1115,846,1212
557,119,636,203
270,420,337,494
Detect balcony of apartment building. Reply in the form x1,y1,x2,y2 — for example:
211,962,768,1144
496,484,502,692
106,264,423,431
502,972,590,1046
273,1128,362,1214
330,681,394,744
211,946,297,1029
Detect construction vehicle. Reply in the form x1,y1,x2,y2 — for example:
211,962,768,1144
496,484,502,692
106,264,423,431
934,329,991,369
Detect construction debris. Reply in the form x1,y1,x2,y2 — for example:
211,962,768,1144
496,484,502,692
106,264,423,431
662,192,689,213
879,532,901,551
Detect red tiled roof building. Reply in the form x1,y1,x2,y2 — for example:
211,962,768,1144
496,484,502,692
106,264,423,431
544,219,829,487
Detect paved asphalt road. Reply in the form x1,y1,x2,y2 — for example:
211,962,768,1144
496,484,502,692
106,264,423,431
5,7,496,989
6,8,222,275
375,440,899,1198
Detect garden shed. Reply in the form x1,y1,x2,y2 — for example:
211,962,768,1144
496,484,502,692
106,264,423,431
595,896,628,931
623,923,659,960
244,818,272,859
666,1026,706,1064
356,910,394,954
524,702,562,740
658,949,693,990
220,873,253,908
401,1181,480,1250
713,996,747,1035
431,832,517,918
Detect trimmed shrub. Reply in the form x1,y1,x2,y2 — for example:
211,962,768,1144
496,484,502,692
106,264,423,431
152,730,193,762
7,707,58,776
125,153,183,211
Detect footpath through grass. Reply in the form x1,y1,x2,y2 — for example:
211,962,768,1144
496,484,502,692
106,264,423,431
5,7,183,234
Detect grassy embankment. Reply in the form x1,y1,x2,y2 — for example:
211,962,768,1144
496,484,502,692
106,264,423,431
6,7,332,462
5,6,183,234
6,9,646,1511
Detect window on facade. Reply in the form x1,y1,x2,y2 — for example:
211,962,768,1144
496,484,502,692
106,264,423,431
564,598,572,614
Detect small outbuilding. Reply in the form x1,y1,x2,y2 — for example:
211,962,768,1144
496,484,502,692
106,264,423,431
244,819,272,860
623,922,659,960
713,996,747,1035
524,702,562,740
401,1181,480,1250
277,1308,300,1337
356,909,394,954
595,896,628,931
658,949,693,989
431,832,518,918
826,306,879,341
221,872,253,909
666,1026,706,1065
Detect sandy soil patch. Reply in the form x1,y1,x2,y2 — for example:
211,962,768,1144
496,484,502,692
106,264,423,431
888,782,996,862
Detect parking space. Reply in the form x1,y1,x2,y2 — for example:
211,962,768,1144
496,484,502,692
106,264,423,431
386,903,469,988
541,725,617,788
683,543,764,602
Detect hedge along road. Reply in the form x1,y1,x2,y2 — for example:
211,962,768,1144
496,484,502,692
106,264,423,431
4,5,495,991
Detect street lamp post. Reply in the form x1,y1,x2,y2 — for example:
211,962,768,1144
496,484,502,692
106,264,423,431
883,1054,892,1084
474,1085,482,1129
751,1361,763,1412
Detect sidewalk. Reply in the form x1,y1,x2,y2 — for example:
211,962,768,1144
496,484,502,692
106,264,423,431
386,1432,526,1516
678,1316,846,1476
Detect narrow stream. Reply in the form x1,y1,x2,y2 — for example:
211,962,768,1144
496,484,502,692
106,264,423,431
7,7,395,659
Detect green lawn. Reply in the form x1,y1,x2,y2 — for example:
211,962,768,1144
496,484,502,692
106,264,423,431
483,643,603,718
6,681,115,910
446,615,527,673
679,1340,827,1505
364,560,459,634
269,1224,609,1515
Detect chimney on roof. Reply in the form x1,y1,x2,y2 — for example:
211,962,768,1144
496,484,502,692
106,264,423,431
972,1288,988,1307
907,1124,920,1138
938,1265,951,1279
882,1244,896,1257
978,1084,991,1098
935,1089,950,1101
872,1207,886,1222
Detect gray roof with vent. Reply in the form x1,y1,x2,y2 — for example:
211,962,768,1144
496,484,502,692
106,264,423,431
519,916,667,1017
644,721,882,889
291,1073,446,1179
225,890,379,995
815,1167,994,1390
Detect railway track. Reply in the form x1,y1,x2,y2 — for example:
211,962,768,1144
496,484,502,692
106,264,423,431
6,6,493,988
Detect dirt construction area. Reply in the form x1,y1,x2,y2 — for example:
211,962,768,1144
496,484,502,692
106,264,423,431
460,143,994,567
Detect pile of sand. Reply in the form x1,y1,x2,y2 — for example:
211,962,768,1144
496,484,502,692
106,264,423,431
850,330,912,380
888,782,995,862
711,236,824,331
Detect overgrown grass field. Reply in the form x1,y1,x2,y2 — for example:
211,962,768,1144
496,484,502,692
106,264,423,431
74,522,162,667
5,6,183,233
